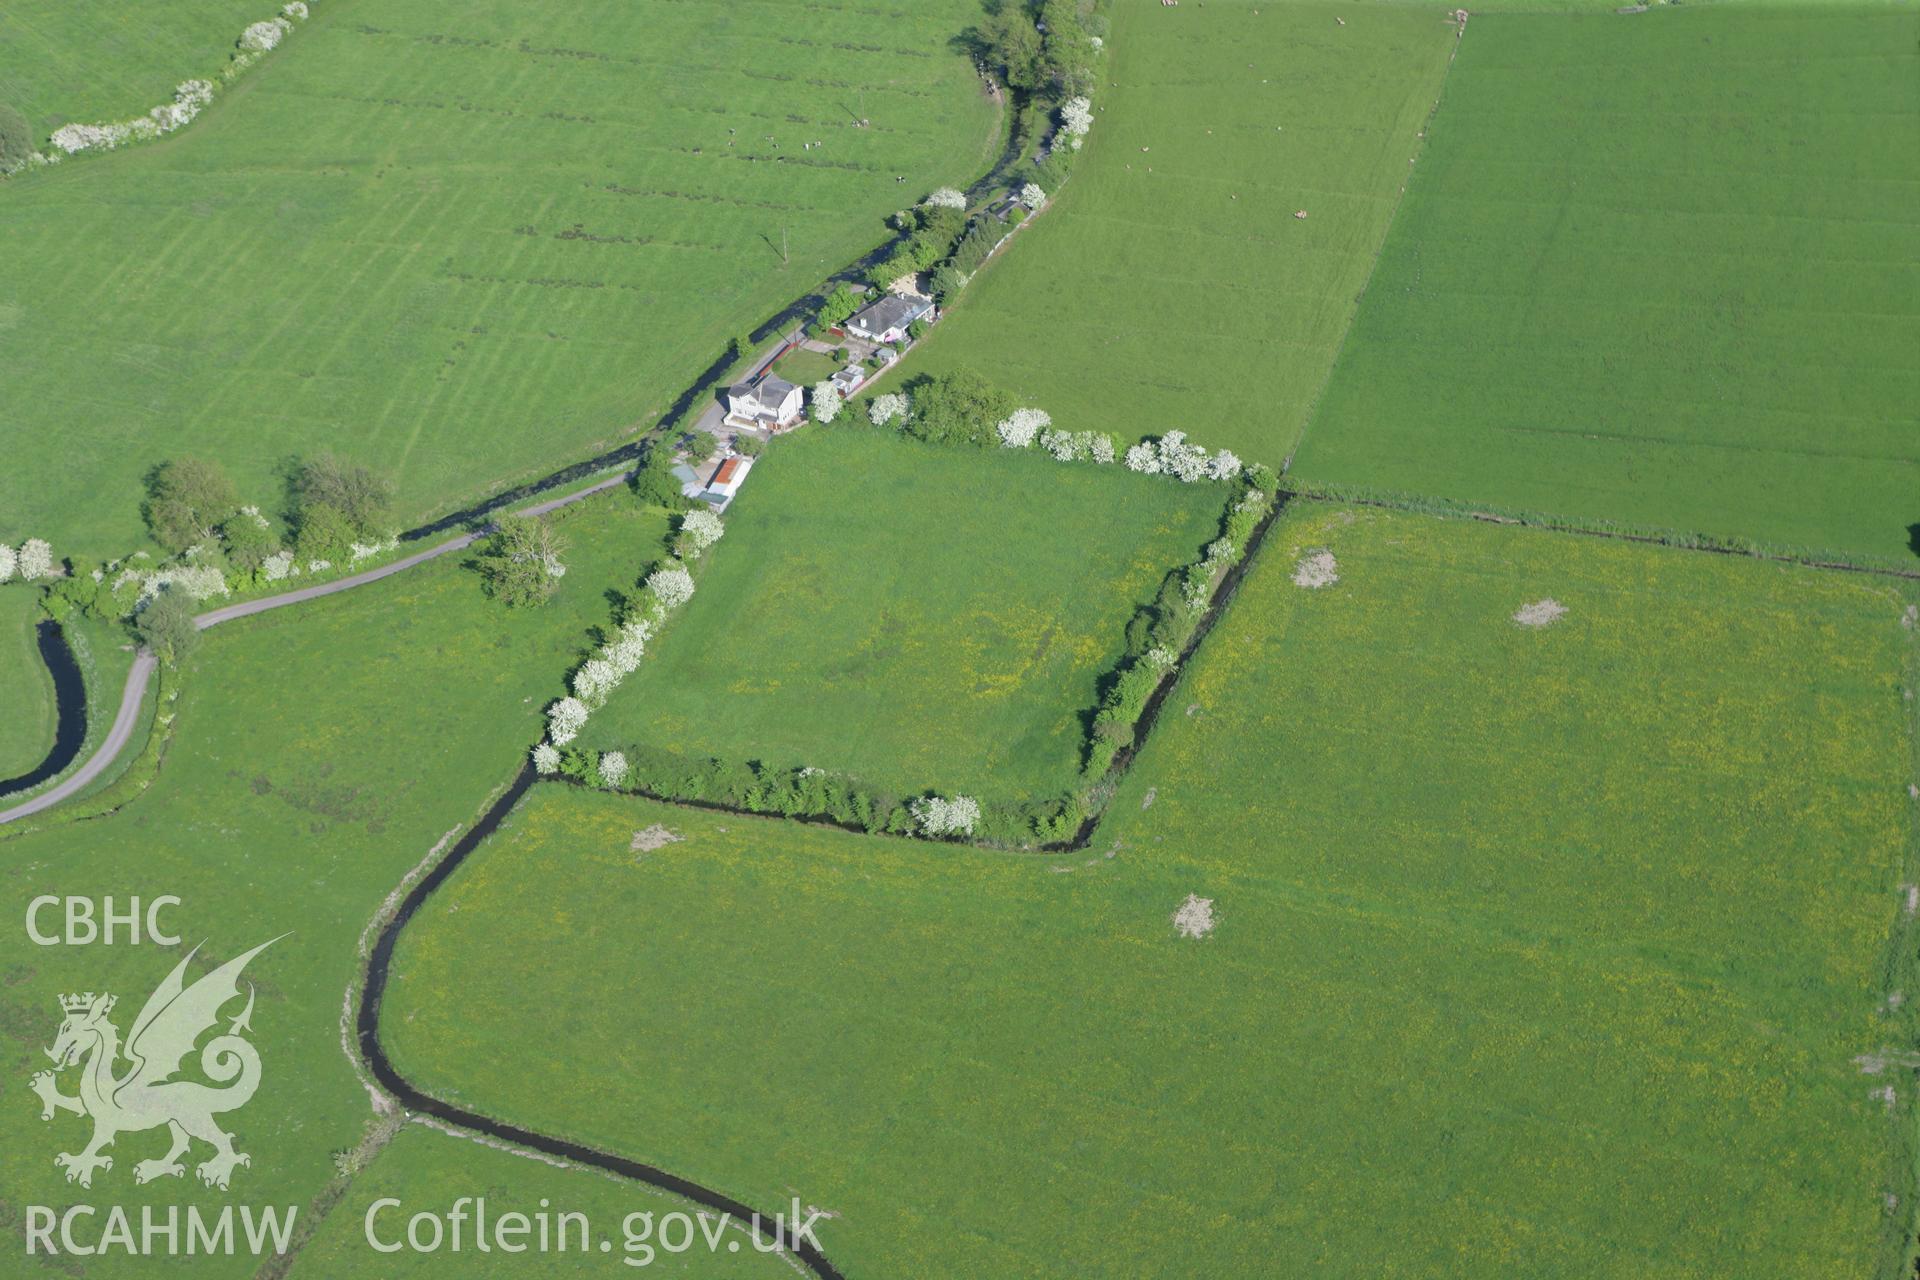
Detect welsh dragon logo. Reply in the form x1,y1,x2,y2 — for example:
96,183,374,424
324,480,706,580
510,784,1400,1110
28,938,279,1190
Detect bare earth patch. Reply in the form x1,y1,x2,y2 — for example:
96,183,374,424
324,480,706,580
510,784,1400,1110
1172,894,1216,939
1513,598,1568,628
631,824,684,854
1292,549,1339,589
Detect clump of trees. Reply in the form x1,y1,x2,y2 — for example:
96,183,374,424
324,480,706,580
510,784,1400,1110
134,588,199,664
144,458,238,553
473,514,567,608
891,371,1014,447
967,0,1102,103
816,283,861,332
630,441,691,511
867,202,967,290
290,453,392,561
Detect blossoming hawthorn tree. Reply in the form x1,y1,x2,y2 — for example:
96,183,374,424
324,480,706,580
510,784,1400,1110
17,538,54,580
923,187,967,210
532,743,561,774
1019,181,1046,209
995,407,1051,448
573,658,619,707
547,697,589,746
645,564,696,611
868,392,909,427
598,751,629,788
810,380,843,424
240,18,290,52
1207,450,1243,482
1059,96,1093,147
602,619,650,676
911,794,981,837
0,543,15,583
681,508,725,552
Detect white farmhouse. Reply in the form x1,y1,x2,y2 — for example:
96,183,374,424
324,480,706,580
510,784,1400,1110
846,294,936,345
724,374,804,431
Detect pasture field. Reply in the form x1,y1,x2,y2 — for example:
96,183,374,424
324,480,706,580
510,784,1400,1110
0,0,1001,554
583,428,1224,809
0,494,673,1278
0,587,52,777
908,0,1457,468
1290,6,1920,564
0,0,264,135
379,506,1920,1278
288,1123,785,1277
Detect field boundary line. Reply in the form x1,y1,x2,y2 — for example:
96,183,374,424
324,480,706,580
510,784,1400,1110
1288,487,1920,582
1280,10,1469,473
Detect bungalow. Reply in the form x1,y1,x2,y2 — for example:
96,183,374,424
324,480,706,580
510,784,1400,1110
829,364,865,396
845,294,935,345
724,373,803,430
702,454,754,510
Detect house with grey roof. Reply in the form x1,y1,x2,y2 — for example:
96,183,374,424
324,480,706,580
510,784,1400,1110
846,294,936,345
724,373,804,431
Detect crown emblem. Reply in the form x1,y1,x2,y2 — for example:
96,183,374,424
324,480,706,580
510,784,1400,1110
59,992,113,1015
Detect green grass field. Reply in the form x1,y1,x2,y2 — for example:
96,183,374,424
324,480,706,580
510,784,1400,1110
908,0,1456,469
584,428,1223,808
0,0,1000,555
0,494,675,1278
380,505,1919,1277
1290,6,1920,563
0,0,265,135
0,587,52,777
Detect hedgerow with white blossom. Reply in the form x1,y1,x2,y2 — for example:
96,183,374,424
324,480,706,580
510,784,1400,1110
534,509,722,763
13,3,313,170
